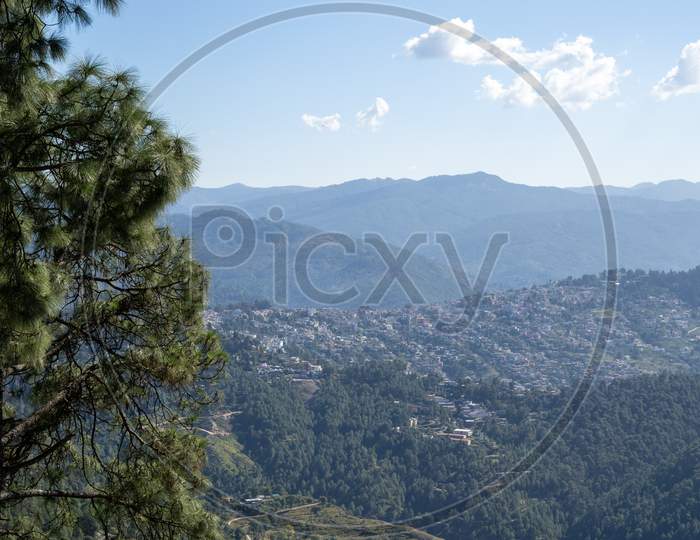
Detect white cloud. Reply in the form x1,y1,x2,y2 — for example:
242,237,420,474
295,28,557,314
652,39,700,100
404,18,527,67
480,75,539,107
356,97,390,130
404,19,627,110
301,113,341,132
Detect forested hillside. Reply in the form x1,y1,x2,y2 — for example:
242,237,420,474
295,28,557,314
204,341,700,539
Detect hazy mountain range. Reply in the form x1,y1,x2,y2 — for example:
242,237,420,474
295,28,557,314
165,211,460,308
569,178,700,201
166,173,700,307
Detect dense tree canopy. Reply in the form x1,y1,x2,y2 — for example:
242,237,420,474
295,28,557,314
214,335,700,539
1,2,226,537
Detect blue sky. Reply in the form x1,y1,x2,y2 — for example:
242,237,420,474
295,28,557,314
63,0,700,188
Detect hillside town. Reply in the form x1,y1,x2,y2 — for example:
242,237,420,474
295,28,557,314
207,280,700,390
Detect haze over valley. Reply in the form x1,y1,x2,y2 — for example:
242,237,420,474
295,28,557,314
168,172,700,306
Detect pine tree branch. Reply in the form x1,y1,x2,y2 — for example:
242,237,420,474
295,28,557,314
0,489,112,502
0,367,95,445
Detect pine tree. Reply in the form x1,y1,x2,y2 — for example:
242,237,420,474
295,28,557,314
1,2,227,537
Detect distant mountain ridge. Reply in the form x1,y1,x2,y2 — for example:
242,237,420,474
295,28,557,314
165,211,459,308
169,182,313,214
570,178,700,201
176,174,700,212
167,173,700,305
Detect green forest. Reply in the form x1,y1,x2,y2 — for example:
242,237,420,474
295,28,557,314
208,349,700,539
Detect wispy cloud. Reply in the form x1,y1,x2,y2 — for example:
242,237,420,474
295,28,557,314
356,97,390,130
302,113,342,132
652,39,700,100
404,18,628,111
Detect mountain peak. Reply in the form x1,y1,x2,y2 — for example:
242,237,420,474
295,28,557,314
420,171,508,186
